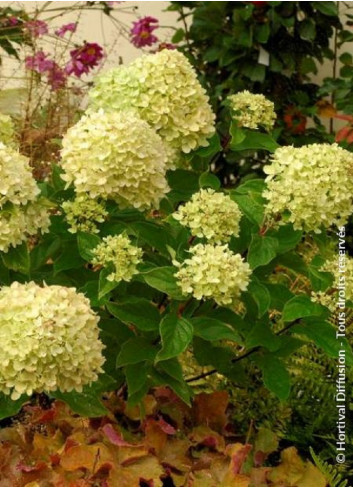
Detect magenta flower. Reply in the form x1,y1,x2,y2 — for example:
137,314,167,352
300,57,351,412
65,42,104,78
8,17,19,26
25,51,54,73
47,63,67,90
24,19,48,38
55,22,77,38
130,16,159,48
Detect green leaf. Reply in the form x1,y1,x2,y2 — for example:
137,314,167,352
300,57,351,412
195,133,221,158
282,295,326,322
308,261,334,292
98,267,119,299
267,224,302,254
266,283,294,311
0,393,28,421
230,131,279,152
248,234,278,269
77,232,101,261
152,369,192,406
293,319,353,365
117,337,157,367
156,314,193,362
199,172,221,190
2,242,30,275
53,375,115,417
245,321,281,352
247,277,271,317
299,18,316,41
107,299,160,331
54,242,84,275
171,27,185,43
255,22,270,43
230,179,266,226
125,362,150,404
142,266,185,299
315,1,338,16
255,353,291,400
129,221,169,254
191,317,241,342
53,390,107,417
229,122,246,148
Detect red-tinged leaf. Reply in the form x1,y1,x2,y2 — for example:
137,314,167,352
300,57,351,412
189,426,225,452
102,423,133,447
60,443,112,473
336,125,353,142
193,391,229,433
144,419,168,457
157,416,176,435
17,461,47,473
226,443,252,474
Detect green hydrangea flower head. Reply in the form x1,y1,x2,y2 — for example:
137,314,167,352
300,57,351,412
89,50,215,159
0,282,105,400
175,243,251,305
173,188,242,243
62,194,108,234
263,143,353,233
92,234,143,283
227,90,276,131
0,113,16,147
61,110,169,210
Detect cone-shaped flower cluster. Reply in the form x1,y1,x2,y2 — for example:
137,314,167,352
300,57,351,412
89,50,215,159
61,110,169,210
0,282,105,400
173,188,242,243
175,243,251,305
92,234,143,283
263,143,353,233
228,90,276,131
62,194,108,234
0,143,50,252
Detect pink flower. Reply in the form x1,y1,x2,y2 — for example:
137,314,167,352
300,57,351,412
25,51,54,73
55,22,77,38
107,1,122,6
47,63,67,90
24,19,48,38
65,42,104,78
8,17,19,26
130,16,159,48
25,51,67,91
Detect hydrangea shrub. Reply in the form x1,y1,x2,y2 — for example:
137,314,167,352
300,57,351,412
0,51,352,418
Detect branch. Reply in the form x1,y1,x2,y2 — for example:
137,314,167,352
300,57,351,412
186,319,300,383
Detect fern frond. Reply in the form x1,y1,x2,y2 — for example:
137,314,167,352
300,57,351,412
310,447,348,487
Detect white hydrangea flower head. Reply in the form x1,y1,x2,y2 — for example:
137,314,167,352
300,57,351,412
0,143,39,208
89,50,215,158
0,282,105,400
263,144,353,233
61,110,169,210
173,188,242,243
62,194,108,234
227,90,276,131
92,234,143,283
0,113,16,147
175,243,251,305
